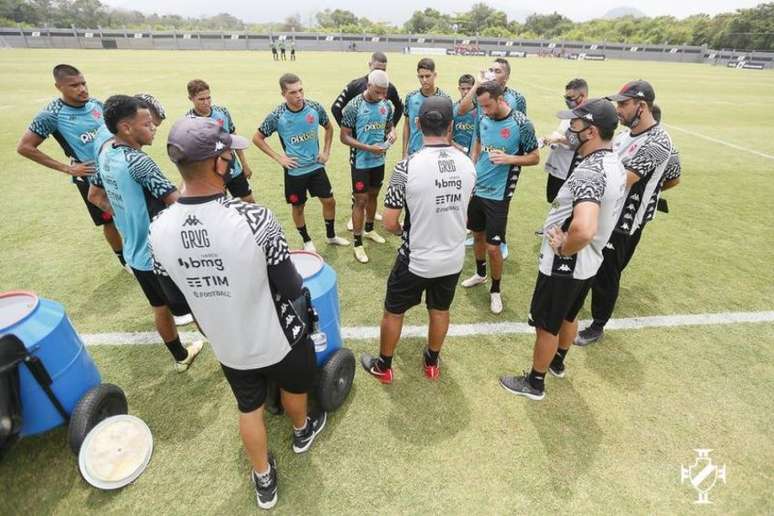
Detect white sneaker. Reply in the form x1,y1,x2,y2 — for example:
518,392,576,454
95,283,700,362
327,236,350,246
353,245,369,263
363,230,386,244
303,240,317,253
174,314,194,326
175,340,204,372
490,293,504,315
461,273,487,288
375,212,383,222
346,218,353,231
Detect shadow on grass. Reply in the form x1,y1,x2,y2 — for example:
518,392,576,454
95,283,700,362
525,379,602,500
580,336,645,392
70,269,135,324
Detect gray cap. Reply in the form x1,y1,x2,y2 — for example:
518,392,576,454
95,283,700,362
167,117,250,164
419,96,453,126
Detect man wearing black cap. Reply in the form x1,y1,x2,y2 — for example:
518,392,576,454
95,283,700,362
575,81,674,346
149,117,327,509
360,97,476,383
500,99,626,400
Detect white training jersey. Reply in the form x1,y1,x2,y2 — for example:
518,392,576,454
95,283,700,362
539,149,627,280
384,145,477,278
612,123,673,235
149,195,306,370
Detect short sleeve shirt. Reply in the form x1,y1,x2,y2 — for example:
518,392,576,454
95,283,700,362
341,94,394,169
403,88,451,156
258,100,329,176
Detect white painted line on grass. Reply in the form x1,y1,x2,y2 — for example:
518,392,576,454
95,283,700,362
81,310,774,346
662,123,774,161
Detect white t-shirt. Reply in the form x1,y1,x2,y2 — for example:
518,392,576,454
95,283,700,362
539,149,627,280
544,119,578,180
149,196,306,370
384,145,477,278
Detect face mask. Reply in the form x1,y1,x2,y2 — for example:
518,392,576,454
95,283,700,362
568,126,592,149
622,104,643,129
565,97,580,109
565,127,581,148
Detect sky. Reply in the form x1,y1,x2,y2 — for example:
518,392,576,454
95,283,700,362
99,0,763,25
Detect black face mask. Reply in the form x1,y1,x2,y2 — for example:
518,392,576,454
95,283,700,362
568,125,592,149
622,104,643,129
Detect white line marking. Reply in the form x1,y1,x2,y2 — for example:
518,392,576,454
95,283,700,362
81,311,774,346
662,123,774,161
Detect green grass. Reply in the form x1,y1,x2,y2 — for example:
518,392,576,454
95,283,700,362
0,50,773,514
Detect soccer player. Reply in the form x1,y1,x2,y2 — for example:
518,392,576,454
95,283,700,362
271,41,278,61
279,40,286,61
402,58,450,159
290,41,296,61
151,117,327,509
461,82,539,314
574,81,674,346
86,95,202,371
253,73,349,252
499,99,626,401
452,74,477,155
361,97,476,383
456,58,527,117
185,79,255,203
340,70,396,264
16,64,125,270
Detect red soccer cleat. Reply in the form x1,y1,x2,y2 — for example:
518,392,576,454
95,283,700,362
360,353,393,384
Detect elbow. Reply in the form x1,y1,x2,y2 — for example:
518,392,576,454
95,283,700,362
251,133,263,146
576,227,596,246
528,152,540,166
16,142,29,157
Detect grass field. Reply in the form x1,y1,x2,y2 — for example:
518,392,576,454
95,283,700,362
0,49,773,514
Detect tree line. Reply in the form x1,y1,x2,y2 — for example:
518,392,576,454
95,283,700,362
1,1,772,51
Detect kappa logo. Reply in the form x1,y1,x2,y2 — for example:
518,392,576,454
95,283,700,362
182,214,202,227
558,264,572,272
492,235,502,242
630,193,640,201
214,140,225,152
583,113,594,121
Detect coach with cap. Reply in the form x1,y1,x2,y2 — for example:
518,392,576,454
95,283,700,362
148,117,327,509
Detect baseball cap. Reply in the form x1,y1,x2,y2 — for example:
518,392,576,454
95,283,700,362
556,98,618,133
167,117,249,164
605,80,655,103
134,93,165,120
419,96,453,126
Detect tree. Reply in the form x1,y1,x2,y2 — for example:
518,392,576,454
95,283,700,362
316,8,358,29
282,13,303,32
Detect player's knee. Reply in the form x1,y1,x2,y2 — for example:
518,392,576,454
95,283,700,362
353,195,368,208
486,243,501,256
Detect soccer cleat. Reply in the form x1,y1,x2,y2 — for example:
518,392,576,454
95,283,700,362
346,218,354,231
423,352,440,380
548,362,566,378
175,340,204,373
363,230,386,244
575,325,604,346
375,212,383,222
490,292,504,315
303,240,317,253
327,235,350,246
461,273,487,288
292,411,328,453
499,373,545,401
252,452,278,510
353,245,369,264
360,353,393,384
174,313,194,326
500,243,509,260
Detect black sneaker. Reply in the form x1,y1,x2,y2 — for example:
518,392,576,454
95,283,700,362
499,373,545,400
252,452,278,510
548,361,566,378
575,325,604,346
292,411,327,454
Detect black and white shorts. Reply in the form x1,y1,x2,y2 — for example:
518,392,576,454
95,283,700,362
384,258,461,314
351,165,385,194
466,195,510,246
220,337,316,413
528,272,592,336
226,173,252,199
284,167,333,206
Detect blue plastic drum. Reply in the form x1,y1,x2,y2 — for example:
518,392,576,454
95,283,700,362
0,291,101,437
289,252,342,366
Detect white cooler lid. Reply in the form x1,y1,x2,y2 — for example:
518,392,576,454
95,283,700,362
289,251,323,279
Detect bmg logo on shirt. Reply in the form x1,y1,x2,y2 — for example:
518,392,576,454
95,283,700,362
180,229,211,249
178,256,224,271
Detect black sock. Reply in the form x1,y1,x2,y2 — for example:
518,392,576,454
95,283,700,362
378,354,392,370
527,368,545,391
324,219,335,238
164,337,188,362
297,225,311,243
476,259,486,277
114,249,126,267
551,347,568,368
365,221,374,233
424,348,440,366
490,278,501,293
354,234,363,246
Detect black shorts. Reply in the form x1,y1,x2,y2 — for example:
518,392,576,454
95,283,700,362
284,168,333,206
131,268,191,316
75,178,112,226
528,272,592,336
466,196,510,246
384,258,461,314
226,173,252,198
221,337,316,413
351,165,385,194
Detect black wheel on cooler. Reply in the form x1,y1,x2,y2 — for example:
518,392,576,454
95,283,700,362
67,383,128,455
316,348,355,412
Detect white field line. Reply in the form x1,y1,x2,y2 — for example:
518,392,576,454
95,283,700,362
81,311,774,346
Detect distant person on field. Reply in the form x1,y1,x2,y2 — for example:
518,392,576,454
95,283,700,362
290,41,296,61
279,40,286,61
271,41,278,61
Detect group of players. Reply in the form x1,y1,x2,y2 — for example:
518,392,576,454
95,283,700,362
16,51,680,508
